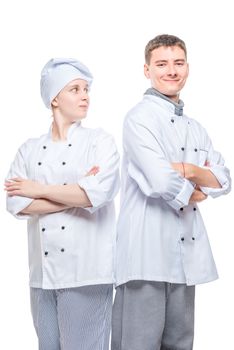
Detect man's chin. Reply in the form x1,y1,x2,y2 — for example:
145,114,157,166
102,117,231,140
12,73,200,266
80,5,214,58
165,92,179,98
160,90,179,101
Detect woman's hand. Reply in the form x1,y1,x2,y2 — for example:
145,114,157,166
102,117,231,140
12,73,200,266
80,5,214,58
5,166,100,199
4,178,46,198
85,166,100,176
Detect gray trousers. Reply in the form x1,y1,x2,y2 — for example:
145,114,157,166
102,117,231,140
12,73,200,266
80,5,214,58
111,281,195,350
30,284,113,350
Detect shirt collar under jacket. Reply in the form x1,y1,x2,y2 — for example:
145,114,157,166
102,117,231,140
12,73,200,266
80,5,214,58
48,121,81,142
144,88,184,116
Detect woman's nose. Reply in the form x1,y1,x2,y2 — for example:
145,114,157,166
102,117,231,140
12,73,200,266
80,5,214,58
81,91,89,100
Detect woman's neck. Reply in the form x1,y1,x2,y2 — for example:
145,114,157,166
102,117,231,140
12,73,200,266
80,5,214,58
51,115,73,141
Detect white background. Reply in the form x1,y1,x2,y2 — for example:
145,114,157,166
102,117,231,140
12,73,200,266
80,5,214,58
0,0,233,349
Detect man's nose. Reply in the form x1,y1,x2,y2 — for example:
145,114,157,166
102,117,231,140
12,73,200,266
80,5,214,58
167,64,177,76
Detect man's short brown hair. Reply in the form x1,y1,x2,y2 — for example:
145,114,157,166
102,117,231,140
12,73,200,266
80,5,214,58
145,34,187,64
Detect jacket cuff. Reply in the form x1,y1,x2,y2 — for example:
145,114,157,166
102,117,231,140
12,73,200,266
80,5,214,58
78,176,103,213
166,179,195,211
200,165,231,197
7,196,34,220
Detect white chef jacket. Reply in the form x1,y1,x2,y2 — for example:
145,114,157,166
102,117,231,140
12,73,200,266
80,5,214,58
115,93,231,287
6,122,120,289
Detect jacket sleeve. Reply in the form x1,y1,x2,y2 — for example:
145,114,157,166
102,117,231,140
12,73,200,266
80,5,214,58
124,113,194,211
199,130,231,198
6,141,34,219
77,131,120,213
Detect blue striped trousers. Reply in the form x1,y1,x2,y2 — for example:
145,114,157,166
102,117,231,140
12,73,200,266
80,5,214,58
30,284,113,350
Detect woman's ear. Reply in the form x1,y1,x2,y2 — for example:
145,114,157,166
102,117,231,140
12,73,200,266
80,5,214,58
51,97,58,107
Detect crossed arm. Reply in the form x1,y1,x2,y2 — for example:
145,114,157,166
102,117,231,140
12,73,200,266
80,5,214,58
171,162,221,203
5,166,99,215
5,160,223,214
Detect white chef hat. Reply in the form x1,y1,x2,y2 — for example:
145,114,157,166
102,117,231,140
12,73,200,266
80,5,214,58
40,58,93,109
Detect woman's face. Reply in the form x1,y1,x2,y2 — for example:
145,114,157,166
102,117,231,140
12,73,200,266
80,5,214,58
52,79,90,121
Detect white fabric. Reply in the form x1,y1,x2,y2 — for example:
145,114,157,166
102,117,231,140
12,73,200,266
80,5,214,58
115,94,231,287
6,122,120,289
40,58,93,109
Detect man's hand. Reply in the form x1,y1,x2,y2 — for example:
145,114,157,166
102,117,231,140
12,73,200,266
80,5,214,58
171,162,221,188
4,178,46,199
189,188,207,203
171,162,184,176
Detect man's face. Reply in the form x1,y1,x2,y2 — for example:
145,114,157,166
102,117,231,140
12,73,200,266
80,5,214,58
144,45,189,102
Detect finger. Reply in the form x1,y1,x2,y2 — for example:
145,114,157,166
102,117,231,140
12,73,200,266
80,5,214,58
85,166,100,176
6,190,21,196
92,166,100,174
86,170,97,176
11,177,24,182
89,166,99,172
5,184,21,191
5,180,17,186
5,179,22,187
91,166,99,173
90,169,99,175
6,193,15,197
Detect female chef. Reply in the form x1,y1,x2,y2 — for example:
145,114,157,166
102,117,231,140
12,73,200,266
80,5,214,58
5,58,120,350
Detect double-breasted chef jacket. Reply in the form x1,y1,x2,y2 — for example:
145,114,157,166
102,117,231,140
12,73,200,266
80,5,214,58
7,122,120,289
115,91,231,287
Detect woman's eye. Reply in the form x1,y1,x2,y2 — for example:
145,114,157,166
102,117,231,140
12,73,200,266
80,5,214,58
71,87,79,92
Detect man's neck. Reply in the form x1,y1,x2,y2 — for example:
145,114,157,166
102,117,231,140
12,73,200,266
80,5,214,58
144,88,184,116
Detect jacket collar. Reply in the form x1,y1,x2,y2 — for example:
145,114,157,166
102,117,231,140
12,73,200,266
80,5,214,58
144,88,184,116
